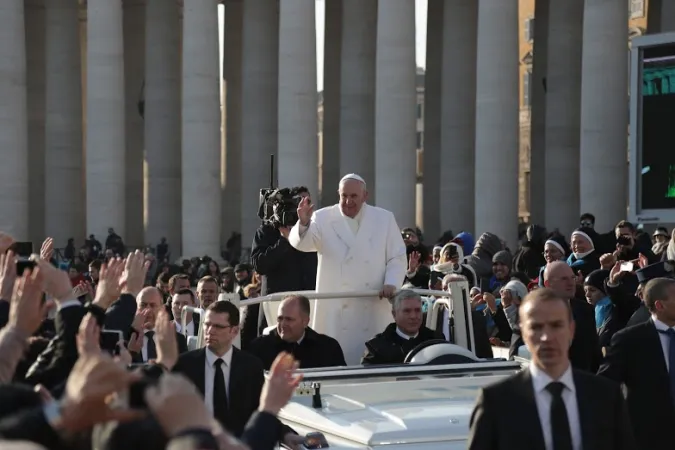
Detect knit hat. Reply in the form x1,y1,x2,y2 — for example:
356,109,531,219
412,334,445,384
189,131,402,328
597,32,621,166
492,250,512,267
584,269,609,295
502,279,528,300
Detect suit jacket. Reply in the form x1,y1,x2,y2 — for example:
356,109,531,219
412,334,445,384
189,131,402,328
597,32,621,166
569,297,602,373
598,320,675,450
172,347,264,437
468,369,636,450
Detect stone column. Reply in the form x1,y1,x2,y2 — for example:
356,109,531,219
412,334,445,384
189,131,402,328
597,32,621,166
339,0,377,196
221,0,243,246
25,0,46,244
123,0,145,248
374,0,417,227
240,0,279,246
422,0,443,240
528,0,549,225
182,0,221,258
0,1,29,239
320,0,341,206
579,0,628,230
145,0,181,251
543,0,583,235
474,0,519,246
278,0,318,199
86,0,126,238
660,0,675,32
45,0,83,245
440,0,477,236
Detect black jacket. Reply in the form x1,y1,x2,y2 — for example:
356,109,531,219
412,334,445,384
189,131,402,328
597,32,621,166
468,369,636,450
361,323,442,365
250,224,317,294
247,327,346,370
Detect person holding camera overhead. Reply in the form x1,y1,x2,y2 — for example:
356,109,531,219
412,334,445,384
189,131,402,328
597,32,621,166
249,186,318,347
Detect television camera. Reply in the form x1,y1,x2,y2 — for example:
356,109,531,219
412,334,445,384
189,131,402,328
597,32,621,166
257,155,302,228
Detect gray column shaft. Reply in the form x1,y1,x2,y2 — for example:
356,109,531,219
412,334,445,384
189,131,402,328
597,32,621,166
544,0,583,235
278,0,318,198
661,0,675,32
0,1,29,239
222,0,243,244
440,0,477,235
374,0,417,227
45,0,83,245
181,0,221,258
474,0,519,246
240,0,279,247
123,0,145,247
86,0,126,238
26,0,46,243
339,0,376,194
579,0,628,230
145,0,181,250
320,0,342,207
528,0,549,225
422,0,443,240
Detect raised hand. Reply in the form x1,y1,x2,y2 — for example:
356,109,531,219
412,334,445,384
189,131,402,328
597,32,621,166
120,250,150,297
8,267,53,336
40,237,54,261
93,258,124,309
0,232,15,254
154,309,178,370
259,352,303,415
37,259,74,303
0,251,17,301
297,196,314,226
76,313,101,357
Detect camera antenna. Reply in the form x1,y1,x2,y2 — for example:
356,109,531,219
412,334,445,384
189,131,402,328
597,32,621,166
269,154,275,189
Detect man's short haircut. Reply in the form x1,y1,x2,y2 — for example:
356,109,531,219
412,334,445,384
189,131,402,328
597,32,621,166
291,186,309,196
282,294,311,316
158,272,171,284
615,220,636,233
391,289,422,311
169,273,190,291
206,300,240,326
519,287,573,322
89,259,102,271
643,277,675,312
174,288,196,304
198,275,219,287
580,213,595,223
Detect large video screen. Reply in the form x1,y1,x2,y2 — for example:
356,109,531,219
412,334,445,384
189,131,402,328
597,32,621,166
640,43,675,210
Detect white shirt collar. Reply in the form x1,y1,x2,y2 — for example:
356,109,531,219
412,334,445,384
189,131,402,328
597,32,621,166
652,315,674,332
297,331,305,345
341,203,365,224
396,327,418,340
205,345,233,368
530,362,575,395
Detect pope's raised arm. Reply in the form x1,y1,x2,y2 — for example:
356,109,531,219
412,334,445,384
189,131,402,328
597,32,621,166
288,196,321,252
383,211,407,288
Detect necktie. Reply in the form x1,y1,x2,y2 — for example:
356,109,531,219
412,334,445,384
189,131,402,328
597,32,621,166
546,381,573,450
657,328,675,407
145,331,157,361
213,359,229,426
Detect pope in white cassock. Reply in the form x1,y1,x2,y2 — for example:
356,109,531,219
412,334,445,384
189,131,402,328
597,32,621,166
288,174,407,365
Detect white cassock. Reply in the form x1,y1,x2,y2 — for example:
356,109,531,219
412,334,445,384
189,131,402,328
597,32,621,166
288,203,407,365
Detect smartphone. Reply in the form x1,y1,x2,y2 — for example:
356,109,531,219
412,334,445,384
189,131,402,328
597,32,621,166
620,261,634,272
16,259,36,276
100,329,124,355
9,241,33,257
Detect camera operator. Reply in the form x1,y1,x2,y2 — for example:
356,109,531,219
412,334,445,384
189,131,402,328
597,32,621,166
248,187,318,345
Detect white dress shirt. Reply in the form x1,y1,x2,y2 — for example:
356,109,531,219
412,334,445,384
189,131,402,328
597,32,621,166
396,327,418,340
175,320,195,337
530,364,582,450
341,207,363,236
204,346,233,415
652,316,674,372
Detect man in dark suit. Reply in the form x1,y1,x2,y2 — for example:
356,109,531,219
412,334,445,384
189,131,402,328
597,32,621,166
171,288,199,337
468,288,635,450
544,261,602,372
247,294,345,369
171,300,300,448
598,277,675,450
131,287,187,363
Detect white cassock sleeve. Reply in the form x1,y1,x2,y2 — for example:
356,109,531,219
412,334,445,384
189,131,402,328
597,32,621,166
383,211,407,287
288,213,322,253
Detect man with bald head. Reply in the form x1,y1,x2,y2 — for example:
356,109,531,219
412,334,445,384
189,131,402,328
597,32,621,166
543,261,601,372
131,286,188,363
289,174,407,364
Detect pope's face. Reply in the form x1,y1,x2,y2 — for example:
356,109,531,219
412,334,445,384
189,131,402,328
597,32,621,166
338,180,368,218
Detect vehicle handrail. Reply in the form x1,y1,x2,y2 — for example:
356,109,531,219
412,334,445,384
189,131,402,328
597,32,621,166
426,297,452,330
239,288,449,307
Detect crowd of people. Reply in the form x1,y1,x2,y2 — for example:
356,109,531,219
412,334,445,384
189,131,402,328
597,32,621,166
0,170,673,449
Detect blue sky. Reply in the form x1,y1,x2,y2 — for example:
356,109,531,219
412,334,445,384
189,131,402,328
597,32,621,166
219,0,429,92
